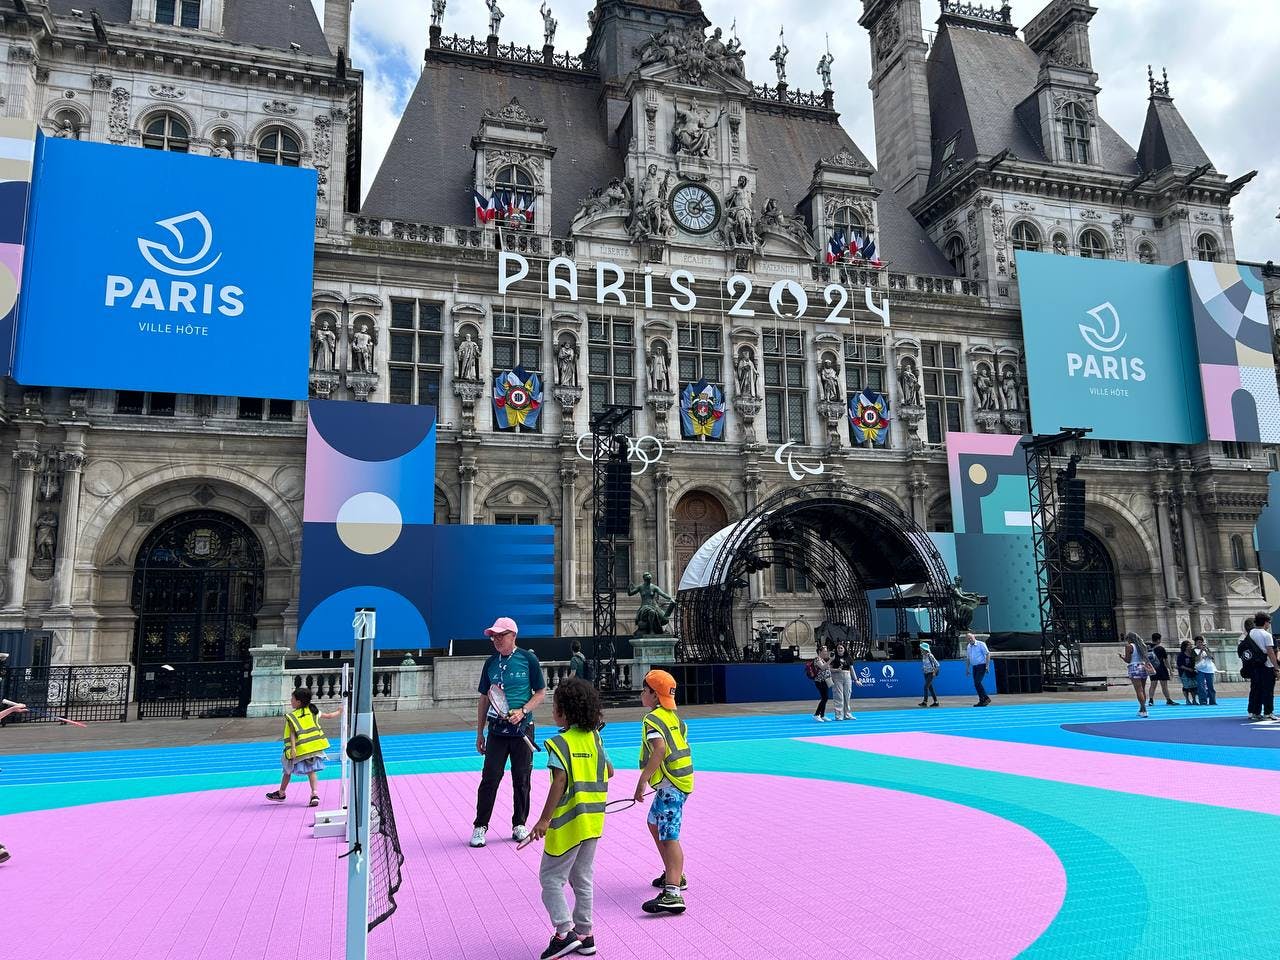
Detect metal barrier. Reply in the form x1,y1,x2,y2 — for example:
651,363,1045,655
0,664,131,723
136,660,251,719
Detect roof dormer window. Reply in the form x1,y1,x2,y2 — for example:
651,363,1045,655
156,0,200,28
1060,102,1091,165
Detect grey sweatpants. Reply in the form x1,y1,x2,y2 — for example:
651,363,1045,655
539,837,598,936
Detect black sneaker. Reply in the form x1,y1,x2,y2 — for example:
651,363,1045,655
930,701,939,707
572,933,596,955
541,932,582,959
0,845,9,865
642,890,687,914
651,872,688,889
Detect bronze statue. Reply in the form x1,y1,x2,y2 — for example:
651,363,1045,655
948,576,984,631
628,572,677,637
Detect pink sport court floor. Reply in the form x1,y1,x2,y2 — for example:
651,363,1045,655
3,698,1279,959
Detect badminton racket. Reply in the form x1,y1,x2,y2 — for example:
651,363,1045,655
517,792,653,852
486,687,539,753
2,698,87,728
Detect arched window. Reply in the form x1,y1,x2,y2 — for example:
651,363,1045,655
1195,233,1220,263
1060,101,1091,164
945,236,967,277
142,112,189,152
1231,534,1247,570
1010,221,1041,253
494,164,535,224
1079,229,1108,260
834,205,866,242
1136,241,1157,265
257,127,301,166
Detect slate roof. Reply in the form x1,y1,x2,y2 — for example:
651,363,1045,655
364,52,953,275
1137,96,1214,174
925,21,1140,185
49,0,332,57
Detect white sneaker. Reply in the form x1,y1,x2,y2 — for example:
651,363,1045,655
512,825,531,842
813,715,822,722
469,826,487,848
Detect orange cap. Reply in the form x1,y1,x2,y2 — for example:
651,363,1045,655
644,669,678,710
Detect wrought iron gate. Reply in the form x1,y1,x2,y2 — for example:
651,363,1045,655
136,660,251,719
0,664,131,723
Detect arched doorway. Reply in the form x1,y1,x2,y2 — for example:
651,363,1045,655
131,510,265,665
1055,530,1118,644
673,491,729,583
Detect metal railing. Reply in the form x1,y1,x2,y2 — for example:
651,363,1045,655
136,660,250,719
0,664,131,723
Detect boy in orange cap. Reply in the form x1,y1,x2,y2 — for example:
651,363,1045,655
635,669,694,914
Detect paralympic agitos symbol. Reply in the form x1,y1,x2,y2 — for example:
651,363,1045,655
773,441,824,482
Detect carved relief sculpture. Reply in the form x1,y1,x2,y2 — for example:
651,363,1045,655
758,197,811,247
672,102,722,159
312,317,337,371
555,335,579,388
898,357,923,407
107,87,130,143
634,24,744,83
647,340,671,394
455,332,481,381
735,346,759,398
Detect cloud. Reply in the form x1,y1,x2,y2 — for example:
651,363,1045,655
324,0,1278,262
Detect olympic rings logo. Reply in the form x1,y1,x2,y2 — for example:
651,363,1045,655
575,434,666,475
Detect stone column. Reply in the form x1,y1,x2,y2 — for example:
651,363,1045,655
559,461,577,603
1178,489,1204,606
459,458,477,525
52,445,86,609
654,467,672,591
1153,488,1180,603
5,445,38,611
908,473,929,527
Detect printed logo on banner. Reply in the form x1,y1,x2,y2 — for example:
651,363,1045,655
14,137,316,398
1016,251,1205,444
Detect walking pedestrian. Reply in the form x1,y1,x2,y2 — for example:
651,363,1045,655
1193,634,1217,706
471,616,547,848
1245,612,1280,722
568,640,587,680
0,700,26,864
1176,640,1198,705
1119,632,1152,717
829,641,854,721
919,642,940,707
1147,633,1177,706
637,669,693,916
964,633,992,706
807,645,833,721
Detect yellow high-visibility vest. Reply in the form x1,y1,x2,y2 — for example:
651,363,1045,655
543,727,610,857
640,706,694,794
283,707,330,760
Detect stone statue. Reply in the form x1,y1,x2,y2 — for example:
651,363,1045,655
898,358,922,407
34,511,57,563
647,341,670,393
431,0,446,27
817,50,835,92
1000,369,1021,411
539,2,557,45
704,27,727,62
948,576,985,632
724,175,756,247
311,317,336,372
486,0,502,37
724,34,746,77
628,572,677,637
351,322,373,374
756,197,811,246
555,337,578,388
1052,234,1068,256
455,332,481,381
770,31,789,84
973,365,997,411
819,358,842,402
53,119,75,139
673,102,722,159
735,347,759,398
210,136,232,158
631,164,670,241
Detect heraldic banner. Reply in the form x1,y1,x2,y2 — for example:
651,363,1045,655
493,366,544,430
680,379,726,439
849,389,890,446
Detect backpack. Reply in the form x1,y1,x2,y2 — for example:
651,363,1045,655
1239,635,1262,679
805,659,820,681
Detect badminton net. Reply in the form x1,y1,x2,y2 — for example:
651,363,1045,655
367,715,404,932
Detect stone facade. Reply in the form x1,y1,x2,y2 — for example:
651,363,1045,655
0,0,1274,671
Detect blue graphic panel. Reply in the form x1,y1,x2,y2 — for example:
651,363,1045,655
1017,251,1206,444
14,137,315,397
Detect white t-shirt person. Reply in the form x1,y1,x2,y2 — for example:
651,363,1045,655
1249,626,1275,661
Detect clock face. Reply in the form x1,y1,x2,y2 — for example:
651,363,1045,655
669,183,721,234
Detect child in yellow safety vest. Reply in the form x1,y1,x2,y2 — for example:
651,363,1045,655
266,687,340,807
531,678,613,960
635,668,693,916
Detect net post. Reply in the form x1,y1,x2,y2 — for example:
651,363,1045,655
345,607,375,960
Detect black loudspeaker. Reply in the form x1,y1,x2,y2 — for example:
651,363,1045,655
1059,478,1086,535
602,454,632,537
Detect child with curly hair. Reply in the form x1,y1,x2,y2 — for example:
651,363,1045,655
531,678,613,958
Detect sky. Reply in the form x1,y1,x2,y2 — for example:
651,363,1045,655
314,0,1280,264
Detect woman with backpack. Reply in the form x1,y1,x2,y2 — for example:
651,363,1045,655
808,645,833,722
1118,632,1153,718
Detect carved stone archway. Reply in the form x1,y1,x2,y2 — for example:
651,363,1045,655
673,490,729,584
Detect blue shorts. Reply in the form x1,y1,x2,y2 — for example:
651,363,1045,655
646,786,688,841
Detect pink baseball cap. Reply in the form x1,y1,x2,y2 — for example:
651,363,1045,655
483,616,519,637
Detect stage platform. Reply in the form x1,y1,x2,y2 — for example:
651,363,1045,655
2,699,1278,959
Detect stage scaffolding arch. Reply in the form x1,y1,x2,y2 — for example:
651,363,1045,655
675,481,957,663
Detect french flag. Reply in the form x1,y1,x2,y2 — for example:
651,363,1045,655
826,230,846,265
849,231,865,260
473,190,495,224
519,194,535,223
862,235,882,267
503,191,521,220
